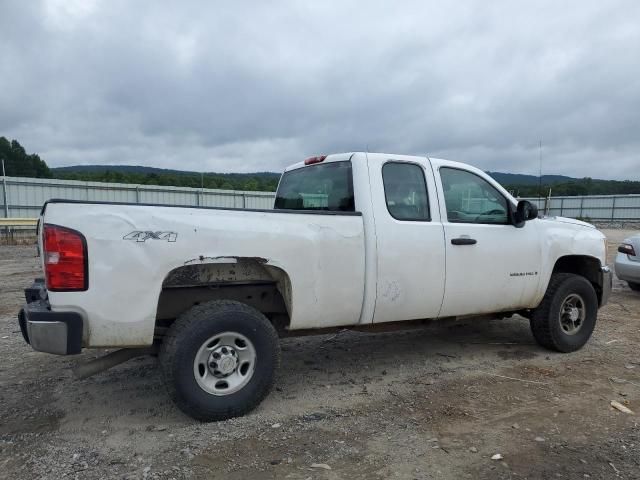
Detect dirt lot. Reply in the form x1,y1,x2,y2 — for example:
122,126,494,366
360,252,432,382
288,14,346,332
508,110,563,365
1,229,640,479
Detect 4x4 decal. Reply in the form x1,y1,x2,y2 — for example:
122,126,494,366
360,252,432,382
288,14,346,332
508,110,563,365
124,231,178,242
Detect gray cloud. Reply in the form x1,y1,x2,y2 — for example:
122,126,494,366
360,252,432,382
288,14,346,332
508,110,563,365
1,0,639,178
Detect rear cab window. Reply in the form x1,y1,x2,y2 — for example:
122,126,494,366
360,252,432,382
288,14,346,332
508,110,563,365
274,161,355,212
382,162,430,221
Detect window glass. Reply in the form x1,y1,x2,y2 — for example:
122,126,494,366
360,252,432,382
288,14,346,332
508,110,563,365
382,163,430,221
440,167,509,224
274,161,355,211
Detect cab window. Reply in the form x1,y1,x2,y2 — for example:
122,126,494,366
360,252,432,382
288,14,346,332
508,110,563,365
382,162,430,221
440,167,509,224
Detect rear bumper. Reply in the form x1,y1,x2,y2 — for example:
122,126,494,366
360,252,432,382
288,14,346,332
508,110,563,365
601,266,612,307
18,280,83,355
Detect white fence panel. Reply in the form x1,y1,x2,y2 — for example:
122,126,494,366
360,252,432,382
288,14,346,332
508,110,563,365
3,176,640,222
523,194,640,220
0,176,278,221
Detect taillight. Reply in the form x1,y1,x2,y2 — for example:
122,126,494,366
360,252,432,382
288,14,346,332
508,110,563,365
618,243,636,256
304,155,326,166
43,224,88,291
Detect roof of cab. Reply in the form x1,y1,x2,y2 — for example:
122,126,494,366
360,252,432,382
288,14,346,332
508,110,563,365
283,152,464,172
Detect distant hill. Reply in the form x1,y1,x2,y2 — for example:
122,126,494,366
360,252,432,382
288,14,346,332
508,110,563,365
50,164,640,196
6,135,637,196
52,165,280,180
487,171,640,197
50,165,281,191
487,172,575,186
53,165,574,186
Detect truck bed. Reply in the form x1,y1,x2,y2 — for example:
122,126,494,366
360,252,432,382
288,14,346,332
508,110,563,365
41,200,366,347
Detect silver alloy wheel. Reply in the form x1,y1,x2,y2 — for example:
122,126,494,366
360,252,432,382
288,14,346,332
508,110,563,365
559,293,586,335
193,332,256,396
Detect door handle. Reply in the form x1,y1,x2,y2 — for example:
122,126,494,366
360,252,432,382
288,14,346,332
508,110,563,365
451,237,477,245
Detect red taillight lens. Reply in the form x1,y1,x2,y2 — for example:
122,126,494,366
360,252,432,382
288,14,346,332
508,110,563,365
618,243,636,256
304,155,326,166
43,224,88,291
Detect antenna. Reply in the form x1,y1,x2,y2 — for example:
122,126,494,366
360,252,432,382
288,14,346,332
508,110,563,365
538,140,542,201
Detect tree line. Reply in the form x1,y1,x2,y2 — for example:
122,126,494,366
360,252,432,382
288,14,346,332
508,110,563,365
55,169,280,192
0,137,51,178
508,179,640,197
2,136,640,195
1,137,279,191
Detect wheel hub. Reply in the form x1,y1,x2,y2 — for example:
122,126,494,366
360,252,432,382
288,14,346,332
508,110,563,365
559,293,585,335
208,346,238,377
568,307,580,322
194,331,257,396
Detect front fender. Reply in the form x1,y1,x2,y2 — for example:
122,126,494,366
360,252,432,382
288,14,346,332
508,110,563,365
535,218,607,306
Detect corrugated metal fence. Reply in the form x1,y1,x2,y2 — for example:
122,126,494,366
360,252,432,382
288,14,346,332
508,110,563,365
524,195,640,221
0,176,276,220
3,175,640,223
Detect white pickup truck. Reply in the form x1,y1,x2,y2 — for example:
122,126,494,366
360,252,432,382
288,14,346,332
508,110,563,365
18,152,611,421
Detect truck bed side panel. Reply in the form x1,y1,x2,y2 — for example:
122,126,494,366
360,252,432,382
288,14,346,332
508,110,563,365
43,203,365,347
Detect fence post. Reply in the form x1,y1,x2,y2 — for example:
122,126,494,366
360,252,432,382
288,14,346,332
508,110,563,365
543,196,550,216
560,198,564,217
242,193,246,209
1,161,8,218
2,160,9,243
611,196,616,221
135,186,140,203
579,197,584,219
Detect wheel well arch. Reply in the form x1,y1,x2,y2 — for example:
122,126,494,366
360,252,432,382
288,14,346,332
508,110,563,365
552,255,604,304
154,258,292,335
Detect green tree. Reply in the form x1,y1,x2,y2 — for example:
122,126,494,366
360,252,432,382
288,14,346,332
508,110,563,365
0,137,51,178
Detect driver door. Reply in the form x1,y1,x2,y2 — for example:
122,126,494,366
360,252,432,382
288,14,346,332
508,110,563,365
437,166,541,317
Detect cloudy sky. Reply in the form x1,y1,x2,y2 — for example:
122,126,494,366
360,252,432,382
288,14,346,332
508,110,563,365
1,1,639,179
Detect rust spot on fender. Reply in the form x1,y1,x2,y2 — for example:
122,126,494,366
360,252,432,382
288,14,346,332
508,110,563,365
165,257,272,288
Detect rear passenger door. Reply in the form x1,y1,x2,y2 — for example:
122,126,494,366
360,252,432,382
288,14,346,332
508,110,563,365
367,155,446,323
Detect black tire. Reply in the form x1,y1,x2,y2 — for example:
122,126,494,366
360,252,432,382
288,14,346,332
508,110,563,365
159,300,280,421
629,282,640,292
530,273,598,353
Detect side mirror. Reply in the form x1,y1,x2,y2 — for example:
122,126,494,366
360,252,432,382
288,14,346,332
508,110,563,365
514,200,538,228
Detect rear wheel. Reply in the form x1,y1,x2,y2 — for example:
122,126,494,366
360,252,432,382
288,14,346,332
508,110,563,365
530,273,598,353
628,282,640,292
160,300,280,421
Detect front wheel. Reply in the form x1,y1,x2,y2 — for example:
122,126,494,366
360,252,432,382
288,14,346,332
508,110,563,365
160,300,280,421
628,282,640,292
530,273,598,353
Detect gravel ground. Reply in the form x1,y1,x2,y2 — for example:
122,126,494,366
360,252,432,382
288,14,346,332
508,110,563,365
1,229,640,479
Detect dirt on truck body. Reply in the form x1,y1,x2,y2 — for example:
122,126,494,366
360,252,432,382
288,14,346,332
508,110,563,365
1,229,640,479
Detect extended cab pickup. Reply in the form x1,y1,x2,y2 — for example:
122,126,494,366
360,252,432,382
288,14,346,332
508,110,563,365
18,152,612,421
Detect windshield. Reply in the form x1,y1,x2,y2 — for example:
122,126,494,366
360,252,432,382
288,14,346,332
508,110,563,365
274,161,355,212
